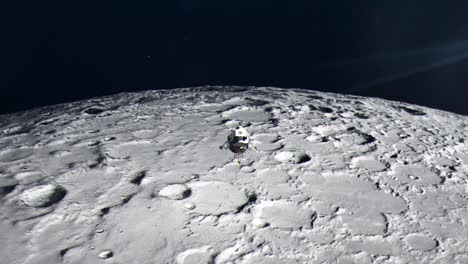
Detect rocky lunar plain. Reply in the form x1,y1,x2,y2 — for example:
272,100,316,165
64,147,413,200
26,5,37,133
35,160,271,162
0,86,467,264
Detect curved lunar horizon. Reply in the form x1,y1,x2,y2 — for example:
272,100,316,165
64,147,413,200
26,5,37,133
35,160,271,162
0,86,467,264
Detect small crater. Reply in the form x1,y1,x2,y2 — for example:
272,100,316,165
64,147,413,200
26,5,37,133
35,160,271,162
215,105,237,114
183,189,192,198
100,207,110,215
274,151,311,164
185,95,196,101
244,97,269,107
252,218,269,228
307,95,323,100
354,113,369,119
38,118,58,125
0,185,16,196
44,129,56,135
130,171,146,185
247,193,258,203
20,184,67,207
395,106,426,116
264,106,274,112
87,141,101,147
231,87,248,92
184,203,196,210
318,106,334,113
88,154,107,168
240,166,256,173
6,125,34,136
137,96,156,104
121,196,133,204
268,118,279,126
60,248,69,257
360,132,376,144
308,104,318,110
238,192,258,212
0,177,18,195
84,107,105,115
98,250,113,259
158,184,191,200
297,153,311,163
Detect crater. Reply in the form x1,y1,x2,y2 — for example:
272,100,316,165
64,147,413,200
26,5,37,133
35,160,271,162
244,97,269,107
274,151,311,164
130,171,147,185
395,106,426,116
354,113,369,119
307,95,323,100
83,107,105,115
20,184,67,207
318,106,334,113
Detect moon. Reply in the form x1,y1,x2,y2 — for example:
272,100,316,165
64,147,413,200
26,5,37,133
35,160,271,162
0,86,466,264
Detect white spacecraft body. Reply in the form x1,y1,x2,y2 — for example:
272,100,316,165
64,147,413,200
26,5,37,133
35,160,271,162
219,126,256,162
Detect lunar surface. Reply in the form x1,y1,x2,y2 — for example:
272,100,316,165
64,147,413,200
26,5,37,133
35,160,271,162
0,86,467,264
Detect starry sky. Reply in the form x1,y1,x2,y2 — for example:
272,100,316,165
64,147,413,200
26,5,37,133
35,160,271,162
2,1,468,115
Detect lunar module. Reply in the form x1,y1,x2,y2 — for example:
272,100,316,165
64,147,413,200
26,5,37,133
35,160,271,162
219,126,257,164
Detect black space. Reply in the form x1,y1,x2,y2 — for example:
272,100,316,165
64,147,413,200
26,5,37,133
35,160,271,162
2,1,468,115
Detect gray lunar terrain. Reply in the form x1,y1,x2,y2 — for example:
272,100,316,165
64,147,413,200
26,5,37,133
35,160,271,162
0,86,467,264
